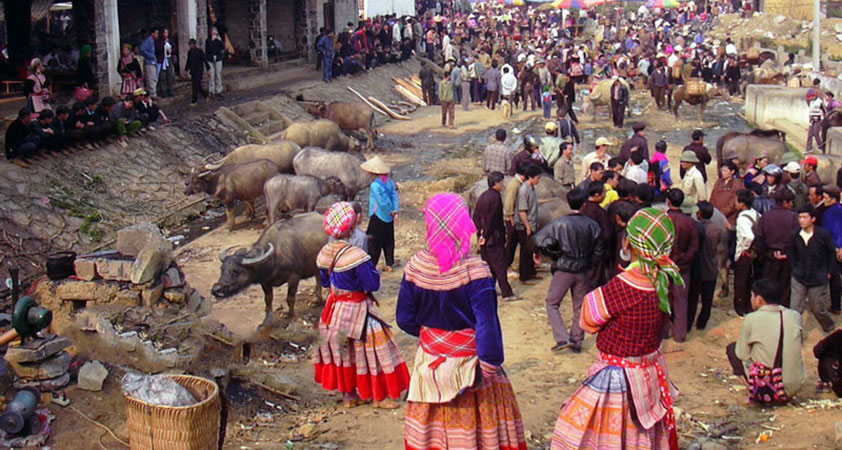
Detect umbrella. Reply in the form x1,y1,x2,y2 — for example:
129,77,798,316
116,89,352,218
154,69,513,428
646,0,681,8
551,0,588,8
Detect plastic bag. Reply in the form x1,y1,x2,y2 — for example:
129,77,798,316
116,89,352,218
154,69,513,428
121,373,197,407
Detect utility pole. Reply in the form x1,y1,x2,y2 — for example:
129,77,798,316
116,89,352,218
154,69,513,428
814,0,821,71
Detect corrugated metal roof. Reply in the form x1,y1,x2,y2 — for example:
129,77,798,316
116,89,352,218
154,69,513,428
0,0,71,22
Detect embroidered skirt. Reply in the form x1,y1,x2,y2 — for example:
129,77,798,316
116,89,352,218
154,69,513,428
551,365,670,450
313,315,409,401
404,372,527,450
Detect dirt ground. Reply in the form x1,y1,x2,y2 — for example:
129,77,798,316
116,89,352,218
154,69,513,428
38,89,842,450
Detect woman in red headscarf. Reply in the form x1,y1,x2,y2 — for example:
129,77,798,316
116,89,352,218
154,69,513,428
314,202,410,409
398,193,526,450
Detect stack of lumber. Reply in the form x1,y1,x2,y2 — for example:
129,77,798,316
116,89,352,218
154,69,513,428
393,76,427,106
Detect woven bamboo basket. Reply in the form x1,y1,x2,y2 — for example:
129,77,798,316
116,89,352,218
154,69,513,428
686,78,706,96
124,375,220,450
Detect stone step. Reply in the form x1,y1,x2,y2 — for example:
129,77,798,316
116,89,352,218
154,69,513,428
230,101,261,117
258,120,287,137
241,110,272,127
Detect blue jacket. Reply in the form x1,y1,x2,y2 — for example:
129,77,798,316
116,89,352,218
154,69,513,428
140,36,157,66
316,35,334,58
822,203,842,248
369,178,399,223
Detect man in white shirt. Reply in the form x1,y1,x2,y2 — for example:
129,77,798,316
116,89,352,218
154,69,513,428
725,38,738,57
734,189,760,316
581,137,612,180
680,150,708,204
624,152,649,184
807,90,825,152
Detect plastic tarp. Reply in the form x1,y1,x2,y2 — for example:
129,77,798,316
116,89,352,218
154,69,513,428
365,0,416,18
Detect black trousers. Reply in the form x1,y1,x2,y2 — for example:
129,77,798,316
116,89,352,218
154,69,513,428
725,342,747,380
480,243,514,298
505,221,518,268
367,214,395,268
191,77,208,103
688,278,716,330
763,258,792,308
514,227,536,282
733,254,754,316
611,101,625,127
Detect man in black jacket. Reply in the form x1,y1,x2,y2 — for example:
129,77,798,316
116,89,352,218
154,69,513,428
5,107,38,164
205,27,225,98
473,171,516,302
610,77,629,128
185,39,210,106
533,188,604,353
788,205,837,333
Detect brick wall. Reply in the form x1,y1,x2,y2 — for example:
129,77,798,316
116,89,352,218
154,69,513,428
266,0,297,54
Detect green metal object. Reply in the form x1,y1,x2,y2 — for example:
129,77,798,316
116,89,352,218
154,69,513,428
0,387,40,435
11,297,52,341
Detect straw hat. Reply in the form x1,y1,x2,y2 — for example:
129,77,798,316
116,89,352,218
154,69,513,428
361,156,391,175
595,137,613,147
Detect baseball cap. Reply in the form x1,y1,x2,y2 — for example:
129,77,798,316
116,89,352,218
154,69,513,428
545,122,557,132
802,156,818,166
783,161,801,173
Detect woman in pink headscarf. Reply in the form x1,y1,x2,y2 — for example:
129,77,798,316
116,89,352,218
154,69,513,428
398,193,527,450
314,202,410,409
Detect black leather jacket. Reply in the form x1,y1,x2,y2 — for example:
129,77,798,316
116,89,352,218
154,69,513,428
532,213,604,274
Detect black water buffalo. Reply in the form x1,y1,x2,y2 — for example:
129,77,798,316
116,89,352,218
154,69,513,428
211,212,327,323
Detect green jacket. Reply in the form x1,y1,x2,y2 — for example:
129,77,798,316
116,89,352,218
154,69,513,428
439,79,454,102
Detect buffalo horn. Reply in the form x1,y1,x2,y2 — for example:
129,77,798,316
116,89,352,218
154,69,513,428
241,243,274,267
218,245,240,261
198,170,213,178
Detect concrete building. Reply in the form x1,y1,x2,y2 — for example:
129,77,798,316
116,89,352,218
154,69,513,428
3,0,358,96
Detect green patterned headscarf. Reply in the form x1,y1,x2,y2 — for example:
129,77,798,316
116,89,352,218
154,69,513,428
626,208,685,314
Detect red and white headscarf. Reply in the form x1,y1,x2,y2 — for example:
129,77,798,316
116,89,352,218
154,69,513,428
323,202,355,239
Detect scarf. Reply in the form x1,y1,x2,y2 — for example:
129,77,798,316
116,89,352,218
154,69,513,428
625,208,684,313
423,193,476,273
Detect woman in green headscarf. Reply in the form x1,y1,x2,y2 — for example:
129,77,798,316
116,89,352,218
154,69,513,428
550,207,683,450
76,44,94,89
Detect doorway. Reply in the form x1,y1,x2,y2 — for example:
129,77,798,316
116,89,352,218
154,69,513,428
323,1,335,33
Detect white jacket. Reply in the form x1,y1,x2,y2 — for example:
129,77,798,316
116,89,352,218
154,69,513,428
501,64,518,96
736,209,759,259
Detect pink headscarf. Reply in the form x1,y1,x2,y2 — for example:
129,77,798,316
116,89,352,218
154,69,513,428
423,193,476,273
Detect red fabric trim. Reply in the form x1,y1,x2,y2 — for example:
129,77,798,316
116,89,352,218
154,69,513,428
601,352,678,450
405,441,527,450
314,361,410,401
320,290,367,325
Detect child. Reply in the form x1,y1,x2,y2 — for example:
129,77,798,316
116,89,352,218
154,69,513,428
541,85,552,119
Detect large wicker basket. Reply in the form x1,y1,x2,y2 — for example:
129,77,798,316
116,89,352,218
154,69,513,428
124,375,220,450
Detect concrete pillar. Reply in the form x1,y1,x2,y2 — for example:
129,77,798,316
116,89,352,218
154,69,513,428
4,0,32,67
196,0,208,49
248,0,268,67
177,0,198,71
94,0,122,97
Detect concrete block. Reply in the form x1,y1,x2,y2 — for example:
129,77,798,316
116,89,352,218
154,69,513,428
95,257,134,281
163,289,186,303
74,258,97,281
131,241,173,285
6,351,72,380
57,281,99,300
162,267,184,288
4,337,72,363
78,360,108,391
142,282,164,307
117,222,170,257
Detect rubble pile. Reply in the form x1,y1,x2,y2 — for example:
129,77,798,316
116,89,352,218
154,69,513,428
34,222,211,333
4,335,73,390
709,13,842,61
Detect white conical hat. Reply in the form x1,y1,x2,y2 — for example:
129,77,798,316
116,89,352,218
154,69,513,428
360,155,391,175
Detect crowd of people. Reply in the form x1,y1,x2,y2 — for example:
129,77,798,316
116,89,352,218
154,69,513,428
5,87,167,167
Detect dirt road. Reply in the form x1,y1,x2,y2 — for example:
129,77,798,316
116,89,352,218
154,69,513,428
166,91,842,449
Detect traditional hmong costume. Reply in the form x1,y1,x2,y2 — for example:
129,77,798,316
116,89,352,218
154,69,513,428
552,208,682,450
314,202,410,403
398,193,526,450
27,59,51,113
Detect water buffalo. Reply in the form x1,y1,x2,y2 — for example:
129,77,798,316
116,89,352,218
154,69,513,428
670,84,723,120
304,101,376,150
264,174,346,225
211,212,327,323
537,198,573,230
292,147,375,200
716,130,787,170
205,141,302,173
185,159,277,230
466,175,567,211
582,78,630,119
279,120,360,152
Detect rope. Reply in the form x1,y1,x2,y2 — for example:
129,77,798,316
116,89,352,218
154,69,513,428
68,404,130,448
